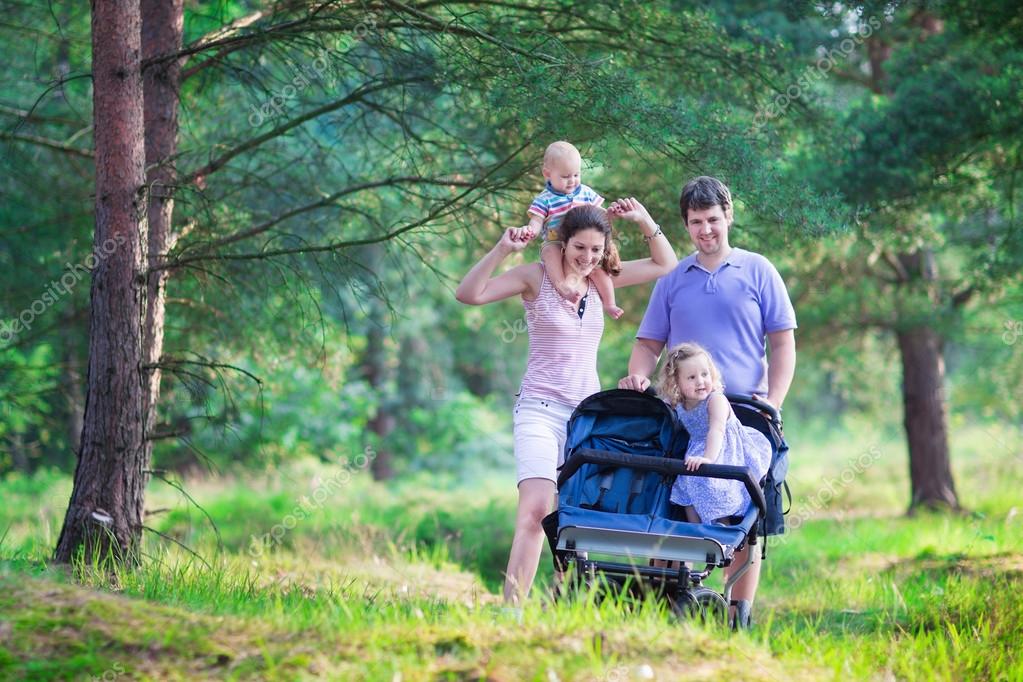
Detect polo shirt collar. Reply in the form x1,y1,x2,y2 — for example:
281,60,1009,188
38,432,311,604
545,180,582,198
683,249,745,294
683,248,746,273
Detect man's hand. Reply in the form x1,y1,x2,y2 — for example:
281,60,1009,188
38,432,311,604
618,374,651,391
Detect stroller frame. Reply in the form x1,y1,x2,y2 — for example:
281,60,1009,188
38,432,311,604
546,390,779,624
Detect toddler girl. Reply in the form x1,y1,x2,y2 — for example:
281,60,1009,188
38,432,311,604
658,342,772,524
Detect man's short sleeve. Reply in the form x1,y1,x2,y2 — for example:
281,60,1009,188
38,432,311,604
760,261,797,333
636,276,671,343
528,194,549,218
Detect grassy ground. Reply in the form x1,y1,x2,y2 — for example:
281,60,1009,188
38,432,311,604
0,421,1021,680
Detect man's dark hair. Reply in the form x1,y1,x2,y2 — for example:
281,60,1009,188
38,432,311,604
679,176,732,223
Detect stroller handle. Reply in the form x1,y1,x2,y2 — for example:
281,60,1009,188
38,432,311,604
640,389,780,426
725,393,781,426
557,448,767,522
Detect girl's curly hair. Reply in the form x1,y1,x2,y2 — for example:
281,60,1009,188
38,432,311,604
656,342,724,407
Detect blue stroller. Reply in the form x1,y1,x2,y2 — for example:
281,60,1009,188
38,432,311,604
543,389,787,627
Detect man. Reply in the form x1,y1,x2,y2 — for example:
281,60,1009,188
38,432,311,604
618,176,796,623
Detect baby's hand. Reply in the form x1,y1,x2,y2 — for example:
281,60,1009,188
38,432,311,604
555,280,583,304
498,228,530,253
684,456,713,471
507,226,536,243
607,197,652,225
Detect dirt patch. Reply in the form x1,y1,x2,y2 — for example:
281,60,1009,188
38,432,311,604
882,551,1023,581
0,574,319,680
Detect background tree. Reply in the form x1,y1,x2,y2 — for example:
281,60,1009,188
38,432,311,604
736,0,1023,510
53,0,148,563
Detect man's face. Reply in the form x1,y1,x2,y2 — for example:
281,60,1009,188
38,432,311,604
543,154,582,194
685,204,732,257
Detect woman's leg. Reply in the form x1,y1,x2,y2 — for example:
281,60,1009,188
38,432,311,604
503,477,557,604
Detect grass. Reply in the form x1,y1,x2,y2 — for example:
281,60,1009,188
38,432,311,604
0,421,1021,680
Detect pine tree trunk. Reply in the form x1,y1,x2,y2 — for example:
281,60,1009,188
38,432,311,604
59,308,85,462
140,0,184,465
894,250,960,512
10,433,29,473
363,246,395,480
54,0,148,564
365,315,396,480
896,324,960,511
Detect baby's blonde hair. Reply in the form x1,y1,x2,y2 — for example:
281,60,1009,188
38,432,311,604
543,140,581,168
657,342,724,407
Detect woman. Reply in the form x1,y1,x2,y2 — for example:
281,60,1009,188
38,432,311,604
455,199,677,604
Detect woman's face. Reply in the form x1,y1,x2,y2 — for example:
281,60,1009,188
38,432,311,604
563,227,606,278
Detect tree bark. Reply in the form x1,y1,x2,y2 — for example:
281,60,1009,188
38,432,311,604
140,0,184,464
59,306,85,462
363,246,395,480
895,251,960,512
9,433,29,473
54,0,149,564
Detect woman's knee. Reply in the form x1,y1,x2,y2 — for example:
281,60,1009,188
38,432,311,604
517,500,550,528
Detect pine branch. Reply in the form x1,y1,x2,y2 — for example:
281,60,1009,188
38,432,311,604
182,76,426,184
160,141,530,270
0,130,93,158
182,175,483,254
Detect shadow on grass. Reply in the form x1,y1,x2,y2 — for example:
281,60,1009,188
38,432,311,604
883,549,1023,582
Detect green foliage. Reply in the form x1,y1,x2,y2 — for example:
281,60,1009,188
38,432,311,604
0,346,62,472
3,0,1020,487
2,0,803,475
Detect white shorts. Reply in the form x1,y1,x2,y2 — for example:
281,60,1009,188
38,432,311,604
513,397,576,483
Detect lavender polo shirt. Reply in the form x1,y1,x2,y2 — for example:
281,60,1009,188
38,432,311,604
636,248,797,396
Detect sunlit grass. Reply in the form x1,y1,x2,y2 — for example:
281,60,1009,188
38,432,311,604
1,421,1021,680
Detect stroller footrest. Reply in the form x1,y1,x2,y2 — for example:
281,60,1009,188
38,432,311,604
557,526,729,566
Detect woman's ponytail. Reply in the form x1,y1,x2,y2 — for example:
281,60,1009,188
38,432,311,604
603,233,622,277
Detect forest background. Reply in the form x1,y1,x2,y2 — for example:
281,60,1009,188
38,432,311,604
1,0,1022,549
2,2,1023,678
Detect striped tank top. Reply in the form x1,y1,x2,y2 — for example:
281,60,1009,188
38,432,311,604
518,267,605,406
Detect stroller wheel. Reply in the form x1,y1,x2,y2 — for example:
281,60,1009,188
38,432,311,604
555,557,595,602
674,587,728,625
731,599,753,630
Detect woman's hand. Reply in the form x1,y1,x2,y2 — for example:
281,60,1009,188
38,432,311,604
607,197,654,228
455,227,540,305
499,226,533,253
